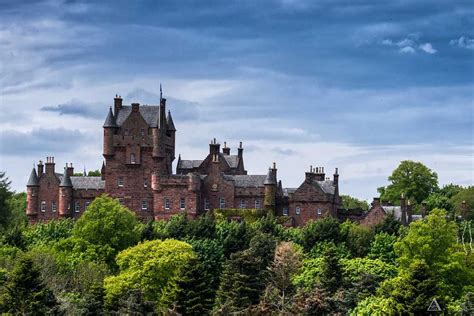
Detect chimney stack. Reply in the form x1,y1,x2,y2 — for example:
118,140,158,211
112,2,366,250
372,197,381,207
131,102,140,113
237,141,243,158
37,160,44,177
114,94,123,116
222,141,230,155
209,138,220,155
45,156,55,174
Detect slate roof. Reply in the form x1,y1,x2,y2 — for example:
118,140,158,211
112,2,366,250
224,155,239,169
381,206,422,222
315,180,336,195
27,168,39,186
115,105,161,128
70,176,105,190
224,175,267,188
167,111,176,131
264,168,277,185
103,107,117,127
178,160,203,169
59,170,73,187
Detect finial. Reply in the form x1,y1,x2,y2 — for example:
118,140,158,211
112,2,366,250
160,83,162,101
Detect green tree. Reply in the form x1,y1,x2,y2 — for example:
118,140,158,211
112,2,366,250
23,218,75,248
216,219,252,257
373,212,401,236
0,255,58,314
300,217,341,252
368,232,397,264
377,160,438,205
6,192,27,229
319,243,344,293
73,195,140,253
341,221,374,258
104,239,195,310
451,186,474,220
341,195,369,210
0,172,13,231
87,170,101,177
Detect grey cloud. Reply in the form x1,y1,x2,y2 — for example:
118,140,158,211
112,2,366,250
40,98,105,118
0,128,86,156
272,147,297,156
450,36,474,50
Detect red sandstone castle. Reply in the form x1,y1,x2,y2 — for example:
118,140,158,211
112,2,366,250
26,91,341,226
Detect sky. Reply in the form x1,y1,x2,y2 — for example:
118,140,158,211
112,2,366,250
0,0,473,201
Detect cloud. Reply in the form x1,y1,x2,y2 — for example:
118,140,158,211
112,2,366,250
450,36,474,50
399,46,416,54
419,43,437,54
0,128,87,156
40,98,105,119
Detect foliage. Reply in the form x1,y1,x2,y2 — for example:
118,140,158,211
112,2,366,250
350,296,401,315
0,172,13,231
451,186,474,220
377,160,438,205
341,220,374,257
23,218,75,248
373,212,401,235
368,232,397,264
73,195,140,254
216,219,252,257
0,255,58,314
300,217,341,252
341,195,369,210
6,192,27,229
104,239,195,310
213,208,269,222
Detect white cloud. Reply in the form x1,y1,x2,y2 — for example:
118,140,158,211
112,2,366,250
399,46,416,54
450,36,474,50
419,43,437,54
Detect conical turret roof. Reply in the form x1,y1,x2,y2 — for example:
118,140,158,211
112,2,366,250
27,168,39,186
103,107,117,128
167,110,176,131
60,168,73,187
264,168,277,185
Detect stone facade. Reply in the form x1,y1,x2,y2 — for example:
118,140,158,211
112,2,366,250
26,92,341,226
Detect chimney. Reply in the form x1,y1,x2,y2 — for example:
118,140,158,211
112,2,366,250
66,163,74,176
460,200,468,219
314,166,325,181
222,141,230,155
209,138,220,155
114,95,122,116
37,160,44,177
271,162,277,180
305,165,316,182
333,168,339,186
159,97,167,129
400,194,407,226
45,156,55,174
372,197,381,207
238,141,243,158
131,102,139,113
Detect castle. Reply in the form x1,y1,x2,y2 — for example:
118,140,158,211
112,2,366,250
26,91,341,226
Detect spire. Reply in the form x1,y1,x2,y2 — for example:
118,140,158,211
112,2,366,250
167,110,176,131
160,83,162,102
103,106,117,128
83,166,87,177
264,167,277,185
60,167,73,187
27,168,39,186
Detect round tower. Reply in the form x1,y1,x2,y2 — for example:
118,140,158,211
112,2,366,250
103,106,116,157
26,167,39,223
59,166,73,218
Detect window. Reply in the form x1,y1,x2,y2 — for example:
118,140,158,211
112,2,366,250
255,199,261,209
180,198,186,210
75,201,80,213
143,178,148,188
204,198,210,211
51,202,57,212
219,197,225,209
142,200,148,210
141,129,145,136
164,198,171,210
296,207,301,215
317,208,322,215
85,201,90,209
118,177,124,187
41,201,46,212
240,199,246,209
130,153,136,164
283,207,289,216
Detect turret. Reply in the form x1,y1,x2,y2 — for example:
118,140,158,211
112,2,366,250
26,167,39,222
103,106,116,157
166,110,176,165
59,166,73,218
264,167,277,212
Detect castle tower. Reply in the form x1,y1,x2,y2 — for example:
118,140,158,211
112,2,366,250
264,166,277,213
59,166,73,218
103,107,117,157
26,167,39,223
166,110,176,173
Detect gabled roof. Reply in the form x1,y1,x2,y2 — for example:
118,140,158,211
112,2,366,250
115,105,161,128
70,177,105,190
178,159,203,170
224,174,267,188
103,107,117,127
27,168,39,186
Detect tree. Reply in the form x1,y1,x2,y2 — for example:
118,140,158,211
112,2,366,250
341,195,369,210
368,232,397,264
6,192,27,229
341,221,374,258
216,220,252,257
373,212,401,236
451,186,474,220
104,239,195,310
319,243,344,293
300,217,341,252
0,255,58,314
377,160,438,205
0,172,13,230
116,289,156,315
23,218,75,248
73,195,140,254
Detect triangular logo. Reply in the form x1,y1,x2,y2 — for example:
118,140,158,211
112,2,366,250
427,298,442,312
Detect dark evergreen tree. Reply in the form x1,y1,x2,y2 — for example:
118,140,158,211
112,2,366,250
373,212,401,236
140,220,155,241
319,243,343,293
0,256,58,314
0,172,13,230
300,217,341,252
186,213,216,240
116,289,156,315
81,283,105,315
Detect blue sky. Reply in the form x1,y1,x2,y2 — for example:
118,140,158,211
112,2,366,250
0,0,473,200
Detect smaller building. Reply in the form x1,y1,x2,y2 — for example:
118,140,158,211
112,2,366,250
358,197,422,227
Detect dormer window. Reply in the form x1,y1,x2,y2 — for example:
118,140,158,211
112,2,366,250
130,153,136,164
